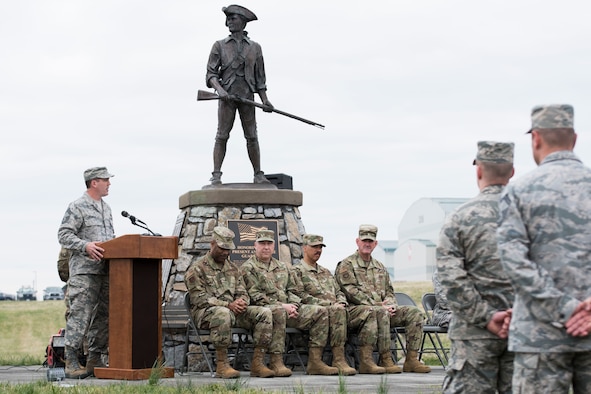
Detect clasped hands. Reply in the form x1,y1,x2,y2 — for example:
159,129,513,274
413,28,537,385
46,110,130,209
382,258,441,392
565,297,591,337
486,309,512,339
382,301,397,316
282,303,299,319
228,298,248,315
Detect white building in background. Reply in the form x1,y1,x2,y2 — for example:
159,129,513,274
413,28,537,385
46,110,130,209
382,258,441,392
378,197,468,281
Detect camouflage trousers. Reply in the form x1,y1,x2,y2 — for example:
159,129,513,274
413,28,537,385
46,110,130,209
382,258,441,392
325,305,348,347
197,305,272,349
347,305,378,346
378,305,424,352
268,304,329,353
65,274,109,354
512,351,591,394
443,338,513,394
347,305,424,350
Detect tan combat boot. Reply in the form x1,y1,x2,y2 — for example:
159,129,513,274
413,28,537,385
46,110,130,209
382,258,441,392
250,347,275,378
331,346,357,375
85,351,107,375
403,350,432,373
306,347,339,375
378,351,402,374
358,345,386,374
64,347,91,379
269,353,292,377
215,348,241,379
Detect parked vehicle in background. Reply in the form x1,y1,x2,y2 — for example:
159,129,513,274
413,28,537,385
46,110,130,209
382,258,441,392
0,292,16,301
43,286,65,301
17,286,37,301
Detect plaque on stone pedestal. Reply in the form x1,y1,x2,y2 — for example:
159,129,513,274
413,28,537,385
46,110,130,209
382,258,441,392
227,220,279,266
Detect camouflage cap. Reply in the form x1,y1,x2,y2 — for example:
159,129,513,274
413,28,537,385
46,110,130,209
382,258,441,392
473,141,514,165
222,5,257,22
255,229,275,242
84,167,114,181
303,234,326,247
358,224,378,241
527,104,574,133
212,226,236,250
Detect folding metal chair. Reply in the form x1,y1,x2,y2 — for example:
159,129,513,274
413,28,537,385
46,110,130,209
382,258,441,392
285,327,308,371
183,292,251,376
420,293,449,367
391,292,418,360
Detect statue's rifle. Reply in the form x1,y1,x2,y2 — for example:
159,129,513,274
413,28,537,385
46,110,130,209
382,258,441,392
197,90,325,130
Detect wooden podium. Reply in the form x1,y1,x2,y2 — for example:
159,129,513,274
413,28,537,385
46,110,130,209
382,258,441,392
93,234,178,380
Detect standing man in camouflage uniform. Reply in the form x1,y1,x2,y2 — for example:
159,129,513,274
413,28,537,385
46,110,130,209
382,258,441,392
241,229,338,376
437,141,515,393
184,226,275,379
291,234,357,375
206,5,273,185
57,167,115,379
335,225,431,374
497,104,591,394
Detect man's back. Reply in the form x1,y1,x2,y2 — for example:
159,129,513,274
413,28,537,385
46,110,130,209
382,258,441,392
498,150,591,351
438,185,513,339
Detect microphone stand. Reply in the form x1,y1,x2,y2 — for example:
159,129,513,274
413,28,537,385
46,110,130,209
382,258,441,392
128,218,161,236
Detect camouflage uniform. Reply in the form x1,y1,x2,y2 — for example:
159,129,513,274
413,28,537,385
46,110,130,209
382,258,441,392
58,189,114,356
437,141,515,394
241,255,330,354
335,251,425,352
291,261,348,347
497,105,591,394
184,252,272,348
432,270,452,328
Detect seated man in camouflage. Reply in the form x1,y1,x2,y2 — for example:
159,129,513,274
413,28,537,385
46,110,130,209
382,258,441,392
335,224,431,374
291,234,357,375
241,229,338,376
432,270,452,328
185,226,275,379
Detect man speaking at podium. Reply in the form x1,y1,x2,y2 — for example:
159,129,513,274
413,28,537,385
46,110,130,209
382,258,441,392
58,166,115,379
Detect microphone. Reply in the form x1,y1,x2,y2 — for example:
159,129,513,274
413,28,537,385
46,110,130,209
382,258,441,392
121,211,161,236
121,210,135,224
121,210,147,225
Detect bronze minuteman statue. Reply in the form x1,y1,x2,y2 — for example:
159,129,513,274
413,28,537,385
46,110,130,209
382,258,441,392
206,5,273,185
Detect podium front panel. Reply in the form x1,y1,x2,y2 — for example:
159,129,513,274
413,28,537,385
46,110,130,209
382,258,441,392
108,257,162,370
131,258,159,369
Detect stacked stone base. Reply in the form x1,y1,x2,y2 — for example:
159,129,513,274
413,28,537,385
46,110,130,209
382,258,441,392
162,186,306,371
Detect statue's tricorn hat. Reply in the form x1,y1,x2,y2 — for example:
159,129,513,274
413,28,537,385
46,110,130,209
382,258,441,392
222,5,258,22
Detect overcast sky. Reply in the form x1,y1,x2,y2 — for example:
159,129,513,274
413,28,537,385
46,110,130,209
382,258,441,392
2,1,591,297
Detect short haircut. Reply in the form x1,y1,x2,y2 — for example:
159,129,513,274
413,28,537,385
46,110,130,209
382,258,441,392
535,127,575,148
479,161,514,181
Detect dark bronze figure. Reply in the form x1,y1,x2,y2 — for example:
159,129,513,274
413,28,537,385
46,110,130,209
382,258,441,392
206,5,273,185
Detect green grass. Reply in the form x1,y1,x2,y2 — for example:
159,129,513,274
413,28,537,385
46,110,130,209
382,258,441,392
393,281,434,308
0,300,66,365
0,381,269,394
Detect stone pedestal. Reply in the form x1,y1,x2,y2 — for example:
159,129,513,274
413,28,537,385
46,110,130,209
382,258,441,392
164,185,306,302
161,185,306,370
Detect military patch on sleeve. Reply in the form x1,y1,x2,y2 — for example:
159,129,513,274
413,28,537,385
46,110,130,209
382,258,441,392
342,272,350,279
186,271,196,284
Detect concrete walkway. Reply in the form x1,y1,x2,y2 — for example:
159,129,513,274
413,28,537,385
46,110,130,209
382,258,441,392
0,365,445,393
